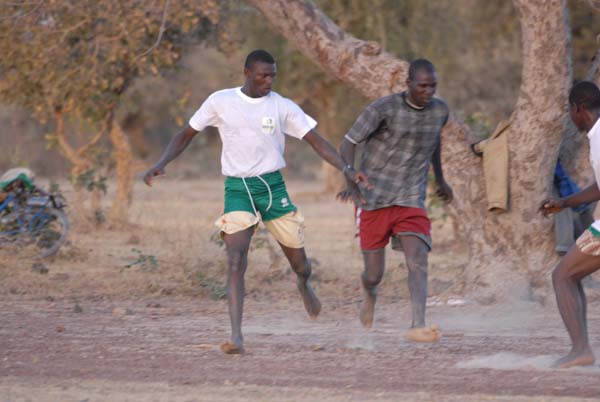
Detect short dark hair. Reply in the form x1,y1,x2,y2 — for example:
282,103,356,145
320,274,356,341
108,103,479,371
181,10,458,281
244,49,275,69
569,81,600,111
408,59,435,80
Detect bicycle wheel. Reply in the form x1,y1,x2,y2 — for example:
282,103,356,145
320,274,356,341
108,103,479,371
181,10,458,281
0,211,20,250
30,207,69,258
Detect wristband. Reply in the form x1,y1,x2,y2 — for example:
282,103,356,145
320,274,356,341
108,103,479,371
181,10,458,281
343,165,355,174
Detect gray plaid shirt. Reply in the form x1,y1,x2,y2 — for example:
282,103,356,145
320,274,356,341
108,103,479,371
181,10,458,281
345,91,449,211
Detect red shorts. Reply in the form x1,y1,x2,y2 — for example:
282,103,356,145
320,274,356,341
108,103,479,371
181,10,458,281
356,206,431,251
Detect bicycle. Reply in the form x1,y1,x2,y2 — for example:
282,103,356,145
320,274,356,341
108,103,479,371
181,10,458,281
0,188,69,258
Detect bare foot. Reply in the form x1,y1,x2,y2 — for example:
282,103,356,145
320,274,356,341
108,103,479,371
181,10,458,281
359,289,376,329
220,341,244,355
405,324,442,343
553,348,595,368
297,278,321,319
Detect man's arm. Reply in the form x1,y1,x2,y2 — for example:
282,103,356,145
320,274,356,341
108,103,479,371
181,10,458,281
143,125,199,186
431,138,453,203
540,183,600,216
336,137,370,204
302,130,369,186
339,137,356,168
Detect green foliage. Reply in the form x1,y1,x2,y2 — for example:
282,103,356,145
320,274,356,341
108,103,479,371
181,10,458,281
48,181,61,194
196,271,227,300
569,0,600,80
426,173,448,218
0,1,221,124
209,230,224,247
124,248,159,272
250,229,271,251
70,169,108,194
465,112,494,141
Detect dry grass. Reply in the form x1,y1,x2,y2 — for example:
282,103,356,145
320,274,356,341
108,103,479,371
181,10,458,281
0,177,467,302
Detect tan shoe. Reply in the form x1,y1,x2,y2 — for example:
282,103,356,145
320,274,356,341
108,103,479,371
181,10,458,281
405,324,442,343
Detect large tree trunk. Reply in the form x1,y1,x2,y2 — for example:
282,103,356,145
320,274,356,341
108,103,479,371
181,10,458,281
247,0,573,301
108,121,134,226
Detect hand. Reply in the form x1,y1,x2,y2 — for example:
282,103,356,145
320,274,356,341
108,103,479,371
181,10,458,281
343,166,373,190
143,165,165,187
435,180,453,203
336,181,367,205
539,198,566,217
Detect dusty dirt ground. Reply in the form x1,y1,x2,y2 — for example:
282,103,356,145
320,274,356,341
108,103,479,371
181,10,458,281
2,177,600,401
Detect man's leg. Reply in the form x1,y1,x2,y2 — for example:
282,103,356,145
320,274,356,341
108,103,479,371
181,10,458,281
579,206,595,231
278,244,321,318
554,208,575,255
399,235,429,327
399,235,440,342
359,248,385,328
552,245,600,368
221,226,254,354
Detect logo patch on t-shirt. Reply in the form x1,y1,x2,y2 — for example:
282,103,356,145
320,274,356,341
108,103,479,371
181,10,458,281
281,197,289,207
261,117,276,135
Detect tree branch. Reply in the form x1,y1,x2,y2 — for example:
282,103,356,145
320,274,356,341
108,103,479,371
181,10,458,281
59,17,91,43
136,0,171,61
53,107,87,169
246,0,408,99
76,111,113,158
0,0,44,21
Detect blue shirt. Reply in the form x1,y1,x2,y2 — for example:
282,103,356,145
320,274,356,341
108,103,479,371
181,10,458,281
554,160,589,213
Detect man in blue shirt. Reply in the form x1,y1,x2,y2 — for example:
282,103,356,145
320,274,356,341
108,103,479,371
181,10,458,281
554,160,594,255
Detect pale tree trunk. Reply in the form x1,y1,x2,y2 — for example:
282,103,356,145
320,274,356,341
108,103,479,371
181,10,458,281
247,0,574,301
53,105,136,227
314,83,345,193
122,112,151,159
589,48,600,83
108,120,134,226
320,118,344,193
53,107,108,227
53,108,90,226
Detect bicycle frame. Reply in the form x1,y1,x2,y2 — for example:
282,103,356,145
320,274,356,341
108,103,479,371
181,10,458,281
0,193,54,239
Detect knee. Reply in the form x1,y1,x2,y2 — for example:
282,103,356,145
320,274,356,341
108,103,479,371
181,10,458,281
362,270,383,288
552,263,569,285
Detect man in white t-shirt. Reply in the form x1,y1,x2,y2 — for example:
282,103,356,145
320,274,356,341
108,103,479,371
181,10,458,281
143,49,369,354
540,81,600,368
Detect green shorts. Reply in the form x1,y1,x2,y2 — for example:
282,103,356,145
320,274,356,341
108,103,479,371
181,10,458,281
224,171,296,222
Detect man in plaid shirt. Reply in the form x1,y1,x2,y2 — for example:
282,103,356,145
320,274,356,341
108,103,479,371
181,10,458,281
338,59,453,342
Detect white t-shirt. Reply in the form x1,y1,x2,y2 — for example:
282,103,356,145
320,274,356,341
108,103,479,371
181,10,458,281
587,118,600,231
189,87,317,177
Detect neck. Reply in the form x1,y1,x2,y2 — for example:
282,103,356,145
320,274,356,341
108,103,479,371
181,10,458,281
585,110,600,131
405,93,424,110
241,84,261,98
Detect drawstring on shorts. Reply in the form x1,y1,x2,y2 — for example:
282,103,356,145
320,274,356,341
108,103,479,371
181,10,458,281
241,175,272,216
256,175,273,212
